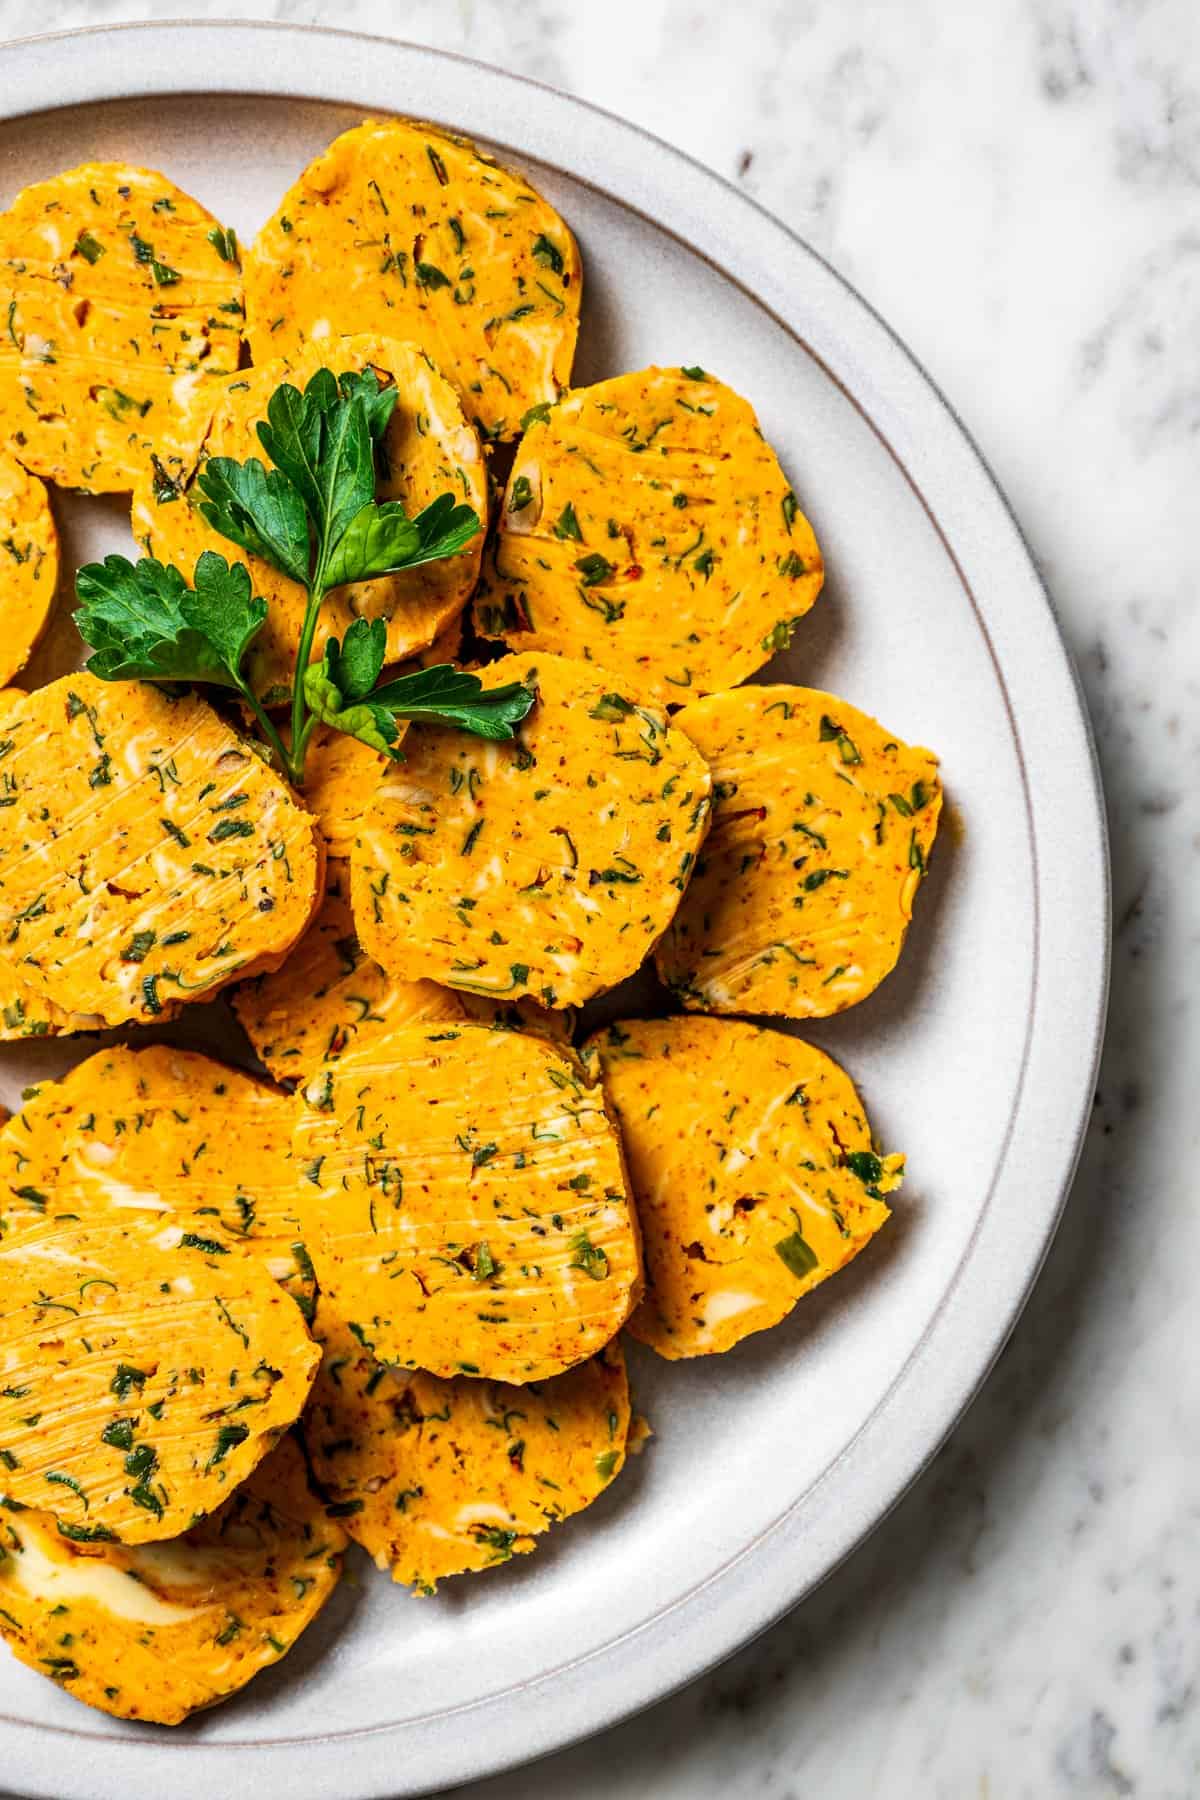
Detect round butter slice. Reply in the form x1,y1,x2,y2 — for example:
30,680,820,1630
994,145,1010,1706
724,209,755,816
0,456,58,683
293,1021,642,1383
244,117,580,441
0,1435,345,1723
292,723,396,861
0,1044,318,1320
0,674,323,1028
0,968,100,1043
0,1211,319,1541
585,1016,900,1358
656,686,942,1017
473,365,822,700
0,162,243,493
352,652,711,1008
0,690,96,1042
305,1307,630,1592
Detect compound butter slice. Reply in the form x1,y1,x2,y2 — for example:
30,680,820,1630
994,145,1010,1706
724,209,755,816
244,118,580,441
0,1045,318,1320
0,674,322,1028
352,652,711,1008
585,1015,900,1357
0,970,100,1042
474,366,822,700
0,1434,345,1723
0,689,96,1040
293,724,395,861
305,1306,630,1592
233,867,464,1090
655,686,942,1017
0,1212,319,1541
0,162,243,492
234,866,572,1089
0,455,58,682
293,1021,641,1382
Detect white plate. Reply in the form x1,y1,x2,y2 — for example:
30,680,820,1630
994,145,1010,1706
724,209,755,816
0,22,1109,1800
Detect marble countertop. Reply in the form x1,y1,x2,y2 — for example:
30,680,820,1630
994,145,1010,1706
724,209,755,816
1,0,1194,1794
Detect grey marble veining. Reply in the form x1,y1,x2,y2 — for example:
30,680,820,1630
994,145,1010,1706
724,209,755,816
0,0,1196,1794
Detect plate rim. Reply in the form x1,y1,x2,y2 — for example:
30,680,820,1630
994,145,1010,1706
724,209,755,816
0,20,1110,1799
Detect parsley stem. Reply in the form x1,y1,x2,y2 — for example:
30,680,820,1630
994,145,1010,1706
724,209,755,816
295,711,320,771
240,689,294,784
289,577,326,784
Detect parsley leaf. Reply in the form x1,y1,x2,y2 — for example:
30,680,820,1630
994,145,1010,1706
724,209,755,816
256,368,382,555
323,491,481,588
337,367,402,441
302,662,404,759
368,664,536,739
250,367,478,590
323,616,387,704
304,649,536,758
75,551,267,692
194,456,310,586
301,620,397,756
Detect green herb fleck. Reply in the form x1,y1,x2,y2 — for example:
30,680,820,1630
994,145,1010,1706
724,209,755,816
110,1365,147,1400
774,1227,819,1280
569,1232,609,1281
207,1422,249,1467
73,231,105,265
575,553,614,586
531,233,564,275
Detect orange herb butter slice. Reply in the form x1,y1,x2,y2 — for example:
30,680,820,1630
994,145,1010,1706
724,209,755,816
0,970,100,1042
0,455,58,682
0,162,243,492
293,1021,641,1382
585,1016,900,1358
0,1435,345,1723
0,674,322,1028
234,866,572,1089
305,1307,630,1592
656,686,942,1017
473,366,822,700
0,1212,319,1541
0,1045,318,1320
234,868,463,1090
0,690,94,1040
352,652,711,1008
291,724,395,861
244,118,580,441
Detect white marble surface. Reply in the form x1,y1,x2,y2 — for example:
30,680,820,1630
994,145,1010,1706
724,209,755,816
0,0,1195,1794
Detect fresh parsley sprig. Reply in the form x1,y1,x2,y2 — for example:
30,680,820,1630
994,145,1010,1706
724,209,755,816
304,616,535,757
74,366,535,783
75,549,290,768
